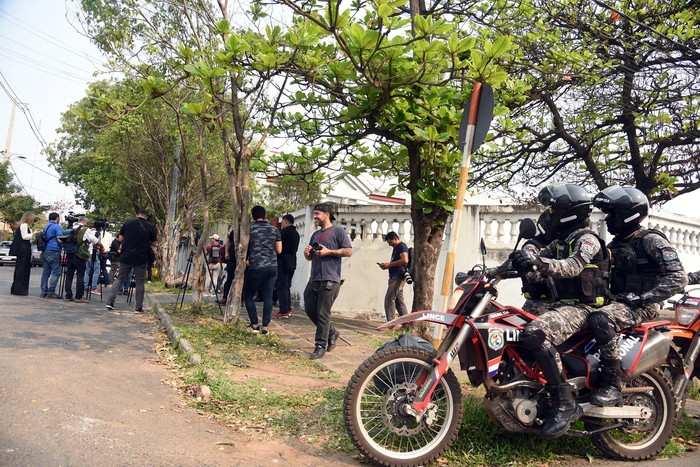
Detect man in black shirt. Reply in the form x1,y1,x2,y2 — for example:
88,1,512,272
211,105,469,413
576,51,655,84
106,209,157,312
273,214,300,319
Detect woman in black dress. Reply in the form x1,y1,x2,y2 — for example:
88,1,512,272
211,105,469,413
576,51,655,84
10,211,37,296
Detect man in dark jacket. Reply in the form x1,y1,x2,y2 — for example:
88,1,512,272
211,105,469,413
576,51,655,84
273,214,300,319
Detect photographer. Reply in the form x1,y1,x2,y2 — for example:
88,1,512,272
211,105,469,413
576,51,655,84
377,231,409,321
65,217,101,303
106,209,157,312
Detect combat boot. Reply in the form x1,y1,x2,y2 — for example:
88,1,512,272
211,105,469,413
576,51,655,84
589,358,623,407
542,383,582,439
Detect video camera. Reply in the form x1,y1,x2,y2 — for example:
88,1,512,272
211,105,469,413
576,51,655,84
64,211,85,227
93,218,109,230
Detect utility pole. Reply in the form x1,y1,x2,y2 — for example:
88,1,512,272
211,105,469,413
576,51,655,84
4,102,16,162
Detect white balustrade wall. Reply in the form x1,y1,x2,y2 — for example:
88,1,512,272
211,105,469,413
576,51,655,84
284,204,700,319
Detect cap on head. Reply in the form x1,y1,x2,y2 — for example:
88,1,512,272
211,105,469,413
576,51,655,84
313,203,336,221
210,234,220,240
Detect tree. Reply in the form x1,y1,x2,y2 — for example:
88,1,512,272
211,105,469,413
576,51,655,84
460,0,700,202
46,79,228,286
0,161,40,231
268,0,521,331
74,0,316,320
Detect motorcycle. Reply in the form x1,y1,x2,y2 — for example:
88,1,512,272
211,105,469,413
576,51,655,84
664,287,700,416
344,219,680,467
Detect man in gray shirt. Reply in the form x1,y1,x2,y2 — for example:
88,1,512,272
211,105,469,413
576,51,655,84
303,203,352,359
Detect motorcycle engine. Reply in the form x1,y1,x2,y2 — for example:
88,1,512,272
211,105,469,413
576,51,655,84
484,361,545,434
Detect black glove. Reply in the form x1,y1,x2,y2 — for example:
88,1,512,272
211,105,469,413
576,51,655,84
689,271,700,285
616,292,643,308
512,250,538,275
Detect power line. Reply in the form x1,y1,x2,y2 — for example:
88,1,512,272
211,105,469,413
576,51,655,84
0,7,103,64
0,34,99,76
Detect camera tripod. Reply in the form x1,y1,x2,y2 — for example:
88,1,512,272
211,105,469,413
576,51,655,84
175,229,223,313
85,226,106,301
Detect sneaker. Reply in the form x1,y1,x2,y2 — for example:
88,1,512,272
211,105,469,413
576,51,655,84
75,298,90,304
246,323,260,333
309,345,325,360
106,302,115,310
40,292,47,298
260,327,269,336
273,311,291,319
133,308,144,314
64,296,74,301
46,293,62,299
215,299,227,305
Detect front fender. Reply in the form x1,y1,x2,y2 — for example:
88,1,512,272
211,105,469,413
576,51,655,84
378,310,460,330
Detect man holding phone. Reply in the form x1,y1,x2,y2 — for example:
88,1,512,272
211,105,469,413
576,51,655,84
303,203,352,359
377,231,409,321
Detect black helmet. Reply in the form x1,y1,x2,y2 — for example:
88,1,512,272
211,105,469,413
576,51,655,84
593,186,649,235
537,183,592,233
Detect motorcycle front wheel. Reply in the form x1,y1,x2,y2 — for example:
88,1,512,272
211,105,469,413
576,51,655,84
343,346,463,467
583,367,675,461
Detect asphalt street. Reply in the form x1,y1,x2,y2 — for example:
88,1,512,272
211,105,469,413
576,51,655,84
0,265,348,466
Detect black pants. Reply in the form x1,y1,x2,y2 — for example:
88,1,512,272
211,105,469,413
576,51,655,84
222,261,236,303
11,255,32,296
304,280,340,347
65,253,87,300
276,264,295,313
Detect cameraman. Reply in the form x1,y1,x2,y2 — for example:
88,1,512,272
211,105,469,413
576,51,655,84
378,231,409,321
106,209,157,312
65,218,101,303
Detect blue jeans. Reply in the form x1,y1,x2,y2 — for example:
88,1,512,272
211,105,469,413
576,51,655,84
41,250,62,294
243,266,278,327
84,255,100,289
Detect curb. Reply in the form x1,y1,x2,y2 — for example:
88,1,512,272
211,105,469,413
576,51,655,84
155,305,202,364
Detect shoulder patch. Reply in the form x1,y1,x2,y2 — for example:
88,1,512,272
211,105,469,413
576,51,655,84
660,247,679,262
579,240,596,257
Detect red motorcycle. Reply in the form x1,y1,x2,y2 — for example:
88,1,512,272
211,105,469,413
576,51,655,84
344,219,680,467
664,287,700,415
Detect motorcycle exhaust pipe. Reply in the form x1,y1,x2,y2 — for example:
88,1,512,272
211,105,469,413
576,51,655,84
625,330,671,379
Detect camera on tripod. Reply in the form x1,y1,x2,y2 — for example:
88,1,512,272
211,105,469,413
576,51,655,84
93,218,109,230
64,211,85,227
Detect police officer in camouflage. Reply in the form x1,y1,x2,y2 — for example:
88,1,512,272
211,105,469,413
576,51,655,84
520,210,555,314
513,183,610,438
588,186,687,407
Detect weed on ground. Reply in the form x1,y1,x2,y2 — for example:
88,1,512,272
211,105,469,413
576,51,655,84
157,303,700,465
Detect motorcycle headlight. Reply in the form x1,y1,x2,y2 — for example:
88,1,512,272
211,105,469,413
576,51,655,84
676,306,700,326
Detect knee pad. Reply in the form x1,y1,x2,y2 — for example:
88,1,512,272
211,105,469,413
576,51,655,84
519,329,546,352
588,312,617,345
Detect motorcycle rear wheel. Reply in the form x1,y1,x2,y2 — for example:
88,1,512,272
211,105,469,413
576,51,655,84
343,347,463,467
584,368,675,461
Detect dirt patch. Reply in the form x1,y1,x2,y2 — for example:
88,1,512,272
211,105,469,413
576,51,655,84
223,361,344,395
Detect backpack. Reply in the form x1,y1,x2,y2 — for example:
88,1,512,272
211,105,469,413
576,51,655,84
73,226,90,260
209,241,222,263
35,230,48,251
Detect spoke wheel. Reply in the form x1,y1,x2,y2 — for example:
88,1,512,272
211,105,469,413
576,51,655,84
343,347,462,467
584,368,675,461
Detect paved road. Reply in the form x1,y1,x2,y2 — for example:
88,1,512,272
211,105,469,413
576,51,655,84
0,266,351,466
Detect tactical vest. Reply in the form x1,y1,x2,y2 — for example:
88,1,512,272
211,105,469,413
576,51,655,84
608,229,665,296
552,230,610,307
521,235,551,300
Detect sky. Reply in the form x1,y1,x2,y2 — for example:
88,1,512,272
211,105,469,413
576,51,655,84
0,0,105,210
0,0,698,217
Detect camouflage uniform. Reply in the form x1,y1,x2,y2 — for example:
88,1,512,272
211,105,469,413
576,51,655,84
524,229,608,348
593,229,686,360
